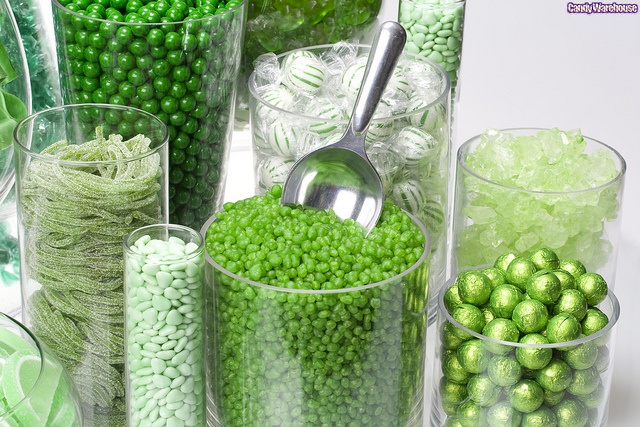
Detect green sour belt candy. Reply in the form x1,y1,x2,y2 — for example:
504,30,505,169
125,235,205,427
204,186,430,426
21,129,164,427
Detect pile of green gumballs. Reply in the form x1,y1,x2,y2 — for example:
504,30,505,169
52,0,245,229
437,247,613,427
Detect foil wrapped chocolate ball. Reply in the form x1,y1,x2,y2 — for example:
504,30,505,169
535,358,573,392
526,270,562,305
512,299,549,334
546,312,582,345
516,333,553,370
575,272,608,306
467,374,501,406
562,340,598,370
509,379,545,413
486,400,523,427
554,289,589,321
490,284,524,318
487,355,522,387
482,266,507,290
452,304,486,339
554,269,577,291
521,406,557,427
566,366,601,396
554,398,589,427
529,248,560,271
506,257,538,291
482,318,520,355
456,339,491,374
558,259,587,280
456,270,493,306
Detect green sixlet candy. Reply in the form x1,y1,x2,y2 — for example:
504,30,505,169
509,379,545,413
482,318,520,355
529,248,560,271
526,270,562,305
516,333,553,370
456,270,493,305
546,313,582,345
558,259,587,280
487,355,522,387
554,398,589,427
521,406,558,427
554,289,589,321
490,284,524,318
512,299,549,334
486,400,523,427
575,273,608,306
506,257,538,291
535,358,573,392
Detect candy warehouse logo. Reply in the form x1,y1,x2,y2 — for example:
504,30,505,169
567,2,639,13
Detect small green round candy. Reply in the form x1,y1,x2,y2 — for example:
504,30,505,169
509,379,545,413
456,400,487,427
575,273,608,306
440,377,468,404
577,382,605,409
562,340,598,370
554,398,589,427
486,400,523,427
467,374,501,406
536,358,573,392
553,269,576,291
566,367,600,396
558,259,587,280
581,308,609,336
544,389,566,406
521,406,558,427
529,248,560,271
456,270,493,305
457,339,491,374
452,304,486,339
487,355,522,387
494,251,518,272
506,257,538,291
482,267,507,289
441,322,466,350
442,351,472,384
526,270,562,305
516,333,553,370
490,284,524,318
512,299,549,334
554,289,588,321
444,284,464,313
482,318,520,354
546,313,582,345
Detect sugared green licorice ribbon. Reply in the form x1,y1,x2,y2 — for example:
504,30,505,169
22,127,162,427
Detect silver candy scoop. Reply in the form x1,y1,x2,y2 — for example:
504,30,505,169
280,21,407,234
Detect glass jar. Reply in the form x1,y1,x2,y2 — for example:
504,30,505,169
15,103,169,427
0,311,83,426
124,224,206,427
52,0,247,230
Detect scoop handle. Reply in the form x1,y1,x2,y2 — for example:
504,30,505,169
349,21,407,137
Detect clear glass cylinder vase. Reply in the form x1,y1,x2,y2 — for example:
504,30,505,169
15,103,169,427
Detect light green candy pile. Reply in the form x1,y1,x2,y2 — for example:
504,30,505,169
21,128,164,427
125,234,205,427
456,128,622,272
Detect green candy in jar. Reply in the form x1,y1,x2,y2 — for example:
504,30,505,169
482,318,520,355
444,284,464,313
554,269,577,291
456,339,490,374
578,382,605,409
456,270,492,305
494,251,518,272
575,272,608,306
489,284,524,319
558,259,587,280
439,377,468,405
581,307,609,336
467,374,501,407
508,379,545,413
456,400,487,427
526,270,562,305
487,354,522,387
554,398,589,427
506,257,538,291
486,400,523,427
529,247,560,271
482,266,507,289
561,340,598,370
521,406,558,427
512,299,549,334
516,333,553,370
451,303,486,339
535,358,573,393
546,312,582,345
554,289,589,321
566,366,601,396
442,350,472,384
544,389,567,406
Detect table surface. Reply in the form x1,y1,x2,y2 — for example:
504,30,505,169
11,1,640,426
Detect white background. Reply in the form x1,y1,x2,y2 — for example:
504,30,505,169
228,0,640,425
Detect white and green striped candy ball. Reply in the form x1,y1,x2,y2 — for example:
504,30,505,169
281,50,316,71
340,60,367,98
306,100,346,135
395,126,440,166
390,179,426,215
258,157,295,193
282,54,327,94
256,86,295,124
405,96,446,132
267,122,299,158
366,115,395,144
383,68,413,103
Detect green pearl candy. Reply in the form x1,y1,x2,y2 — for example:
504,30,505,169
575,273,608,306
516,333,553,370
467,374,501,406
456,339,491,374
521,406,558,427
486,400,523,427
558,259,587,280
481,267,507,290
487,355,522,387
442,351,472,384
440,377,468,404
581,308,609,336
546,313,582,346
506,257,538,291
544,389,566,406
490,284,524,318
554,289,588,321
553,269,576,291
536,358,573,392
456,270,493,306
494,252,518,272
578,382,605,409
529,248,560,271
509,379,545,413
482,318,520,355
512,299,549,334
456,400,487,427
562,339,598,370
554,398,589,427
452,304,486,339
526,270,562,305
567,367,600,396
444,284,464,313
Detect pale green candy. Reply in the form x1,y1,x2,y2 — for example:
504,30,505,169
152,295,172,311
156,271,174,288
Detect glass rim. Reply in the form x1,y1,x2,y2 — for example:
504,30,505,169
400,0,467,8
51,0,246,25
13,103,169,166
438,277,621,349
248,43,451,123
124,223,205,260
200,210,431,294
0,312,46,420
457,127,627,195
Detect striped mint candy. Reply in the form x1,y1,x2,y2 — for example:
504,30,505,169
306,100,346,135
405,96,446,132
282,54,326,94
421,197,445,236
394,126,440,166
383,68,413,103
340,60,367,98
267,121,299,158
391,179,426,215
255,86,295,124
281,50,316,72
258,157,295,193
368,145,402,194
